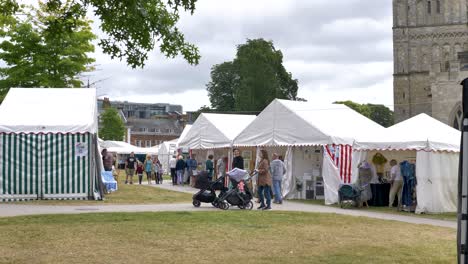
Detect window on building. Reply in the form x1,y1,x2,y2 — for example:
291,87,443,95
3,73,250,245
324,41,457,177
452,105,463,130
427,1,431,14
139,111,146,119
142,127,148,132
127,111,135,118
436,0,441,13
145,140,151,147
135,140,142,147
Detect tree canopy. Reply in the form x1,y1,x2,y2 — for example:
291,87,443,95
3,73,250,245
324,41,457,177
334,100,395,128
2,0,200,69
206,38,300,112
0,1,96,100
99,107,126,141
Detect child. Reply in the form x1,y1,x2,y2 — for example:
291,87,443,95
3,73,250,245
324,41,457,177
136,161,144,185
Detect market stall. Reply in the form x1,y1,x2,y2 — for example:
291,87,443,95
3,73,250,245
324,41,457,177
233,99,384,204
354,113,460,213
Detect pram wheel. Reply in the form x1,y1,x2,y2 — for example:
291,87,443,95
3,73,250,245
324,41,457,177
245,201,253,210
192,200,201,207
219,201,229,210
211,201,219,208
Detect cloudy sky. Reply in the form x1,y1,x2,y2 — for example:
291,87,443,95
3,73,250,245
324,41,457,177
88,0,394,112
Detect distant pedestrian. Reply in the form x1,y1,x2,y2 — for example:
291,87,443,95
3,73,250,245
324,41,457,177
270,153,286,204
143,155,153,185
186,155,197,186
153,157,162,184
136,161,144,185
232,149,244,169
169,155,177,185
125,152,137,184
176,155,186,185
206,155,214,181
257,149,272,210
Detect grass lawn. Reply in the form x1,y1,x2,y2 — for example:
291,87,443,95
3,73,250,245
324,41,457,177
11,171,192,205
291,199,457,221
0,211,455,264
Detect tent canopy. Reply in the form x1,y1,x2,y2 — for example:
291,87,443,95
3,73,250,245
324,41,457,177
99,140,158,155
233,99,384,146
176,124,192,146
354,113,460,152
178,113,256,149
0,88,98,134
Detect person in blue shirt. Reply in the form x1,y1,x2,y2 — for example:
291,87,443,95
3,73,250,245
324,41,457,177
186,155,197,186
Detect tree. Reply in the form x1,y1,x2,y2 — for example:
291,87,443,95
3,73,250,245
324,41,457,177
0,1,96,99
2,0,200,68
206,62,237,111
334,100,394,128
99,107,126,141
206,38,299,112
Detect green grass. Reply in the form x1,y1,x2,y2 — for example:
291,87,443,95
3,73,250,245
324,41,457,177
11,172,192,205
290,199,457,221
0,211,455,264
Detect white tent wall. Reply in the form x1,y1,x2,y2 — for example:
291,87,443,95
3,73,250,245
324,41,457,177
322,151,342,204
416,151,458,213
283,146,324,200
158,141,178,174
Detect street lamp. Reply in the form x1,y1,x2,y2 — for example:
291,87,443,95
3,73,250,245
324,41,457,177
458,77,468,263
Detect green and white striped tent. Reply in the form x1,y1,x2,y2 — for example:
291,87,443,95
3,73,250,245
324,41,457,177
0,88,101,201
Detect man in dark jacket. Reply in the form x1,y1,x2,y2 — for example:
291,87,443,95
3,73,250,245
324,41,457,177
232,148,244,169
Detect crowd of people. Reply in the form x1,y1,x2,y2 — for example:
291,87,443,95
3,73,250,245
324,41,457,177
101,147,287,210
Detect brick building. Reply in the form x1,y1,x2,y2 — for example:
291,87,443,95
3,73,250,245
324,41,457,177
393,0,468,130
98,98,186,146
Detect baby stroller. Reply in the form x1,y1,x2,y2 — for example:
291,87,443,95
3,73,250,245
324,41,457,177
338,184,362,208
217,168,256,210
192,171,227,208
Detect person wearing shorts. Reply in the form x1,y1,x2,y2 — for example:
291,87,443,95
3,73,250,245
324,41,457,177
125,152,137,184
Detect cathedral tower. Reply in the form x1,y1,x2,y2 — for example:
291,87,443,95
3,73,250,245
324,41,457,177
393,0,468,129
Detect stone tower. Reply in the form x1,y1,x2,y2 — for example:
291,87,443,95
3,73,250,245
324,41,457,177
393,0,468,129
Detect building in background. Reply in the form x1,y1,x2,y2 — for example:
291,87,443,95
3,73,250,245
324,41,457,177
393,0,468,130
97,98,186,146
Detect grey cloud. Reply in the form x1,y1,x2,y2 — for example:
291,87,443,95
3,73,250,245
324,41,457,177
88,0,394,104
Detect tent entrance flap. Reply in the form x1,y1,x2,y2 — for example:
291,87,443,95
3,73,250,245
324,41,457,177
0,133,96,201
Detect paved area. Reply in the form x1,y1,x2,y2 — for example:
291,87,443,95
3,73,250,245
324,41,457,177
0,181,457,229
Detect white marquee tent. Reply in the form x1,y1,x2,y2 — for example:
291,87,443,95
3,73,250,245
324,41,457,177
178,113,256,170
178,114,256,150
233,99,385,203
354,113,460,213
0,88,102,201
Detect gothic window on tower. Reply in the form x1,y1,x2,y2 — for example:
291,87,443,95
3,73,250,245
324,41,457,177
451,104,463,130
427,1,432,14
436,0,441,14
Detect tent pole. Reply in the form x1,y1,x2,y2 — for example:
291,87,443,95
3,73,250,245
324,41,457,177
458,78,468,264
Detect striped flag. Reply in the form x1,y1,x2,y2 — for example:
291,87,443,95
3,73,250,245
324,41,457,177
325,144,352,184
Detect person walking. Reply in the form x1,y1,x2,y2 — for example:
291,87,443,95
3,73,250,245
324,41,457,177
143,155,153,185
176,155,185,185
169,155,177,185
389,159,403,209
270,153,286,204
136,161,144,185
125,152,137,184
153,157,162,184
206,155,214,181
257,149,272,210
